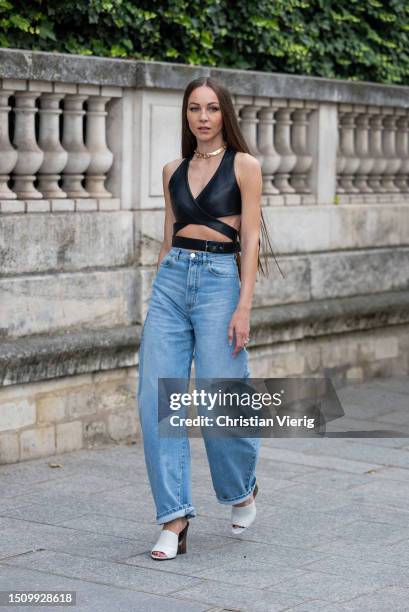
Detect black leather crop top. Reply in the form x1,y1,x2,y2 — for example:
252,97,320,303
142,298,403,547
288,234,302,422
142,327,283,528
168,146,242,242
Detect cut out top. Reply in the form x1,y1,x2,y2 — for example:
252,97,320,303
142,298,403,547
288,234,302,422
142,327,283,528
168,146,242,242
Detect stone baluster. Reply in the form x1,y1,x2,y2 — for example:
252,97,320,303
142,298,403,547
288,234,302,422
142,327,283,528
61,94,91,198
367,109,387,192
84,96,114,198
257,105,281,194
0,90,18,199
232,95,245,125
12,91,44,199
273,104,296,193
394,110,409,192
380,109,401,192
37,93,68,198
337,107,360,193
336,111,346,193
353,107,374,193
290,104,313,193
239,101,260,156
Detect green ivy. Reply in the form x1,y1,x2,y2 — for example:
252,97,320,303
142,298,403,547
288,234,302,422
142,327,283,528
1,0,409,84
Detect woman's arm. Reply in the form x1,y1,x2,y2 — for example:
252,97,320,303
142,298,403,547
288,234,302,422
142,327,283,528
157,160,180,270
228,152,262,357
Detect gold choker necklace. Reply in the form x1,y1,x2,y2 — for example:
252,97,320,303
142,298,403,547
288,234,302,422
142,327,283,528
194,144,227,159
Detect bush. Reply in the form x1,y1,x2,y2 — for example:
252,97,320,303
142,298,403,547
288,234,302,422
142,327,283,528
1,0,408,85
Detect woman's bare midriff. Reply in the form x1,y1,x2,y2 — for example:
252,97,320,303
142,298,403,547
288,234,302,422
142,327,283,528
174,215,241,251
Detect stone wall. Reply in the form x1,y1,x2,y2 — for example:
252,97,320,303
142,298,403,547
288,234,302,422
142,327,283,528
0,48,408,463
0,369,138,464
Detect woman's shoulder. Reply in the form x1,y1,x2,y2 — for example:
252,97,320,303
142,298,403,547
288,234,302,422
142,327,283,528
234,151,261,171
233,151,262,189
163,157,185,175
163,157,186,188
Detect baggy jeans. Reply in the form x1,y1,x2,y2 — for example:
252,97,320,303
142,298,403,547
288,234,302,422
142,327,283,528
137,246,261,524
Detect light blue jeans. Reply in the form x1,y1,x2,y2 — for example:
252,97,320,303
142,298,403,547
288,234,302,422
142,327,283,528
137,246,260,525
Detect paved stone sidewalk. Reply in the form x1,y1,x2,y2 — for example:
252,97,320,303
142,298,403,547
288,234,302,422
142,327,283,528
0,376,408,611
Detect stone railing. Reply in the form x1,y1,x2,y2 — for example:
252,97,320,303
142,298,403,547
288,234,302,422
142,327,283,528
0,80,121,210
1,48,408,463
337,105,409,201
235,99,409,204
235,98,317,205
3,92,409,208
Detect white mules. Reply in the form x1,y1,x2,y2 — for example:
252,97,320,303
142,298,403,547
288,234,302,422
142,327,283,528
231,483,259,535
151,520,189,560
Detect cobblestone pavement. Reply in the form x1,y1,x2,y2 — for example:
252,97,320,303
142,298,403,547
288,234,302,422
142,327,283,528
0,376,408,611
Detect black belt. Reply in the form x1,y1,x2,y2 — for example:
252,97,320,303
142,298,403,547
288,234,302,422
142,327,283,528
172,235,241,253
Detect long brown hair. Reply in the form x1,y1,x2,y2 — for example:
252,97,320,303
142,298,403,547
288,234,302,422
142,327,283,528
180,76,285,280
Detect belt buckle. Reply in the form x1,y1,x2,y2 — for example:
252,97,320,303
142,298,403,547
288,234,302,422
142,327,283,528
205,240,209,252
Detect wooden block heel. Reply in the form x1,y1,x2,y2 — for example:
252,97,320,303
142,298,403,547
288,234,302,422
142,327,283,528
177,521,189,554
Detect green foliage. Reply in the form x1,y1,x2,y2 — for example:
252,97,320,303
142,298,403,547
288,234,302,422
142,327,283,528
1,0,409,84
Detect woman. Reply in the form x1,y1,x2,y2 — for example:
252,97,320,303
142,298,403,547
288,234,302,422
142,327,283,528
137,76,280,560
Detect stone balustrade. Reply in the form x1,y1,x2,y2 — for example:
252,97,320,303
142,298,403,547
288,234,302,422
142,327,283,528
2,68,409,212
234,97,316,204
0,79,121,208
1,48,408,464
235,99,409,205
336,104,409,202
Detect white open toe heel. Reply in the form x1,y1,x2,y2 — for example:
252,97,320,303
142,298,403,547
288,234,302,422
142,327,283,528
231,483,259,535
151,520,189,560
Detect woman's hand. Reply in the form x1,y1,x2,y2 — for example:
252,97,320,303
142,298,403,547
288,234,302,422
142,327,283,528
228,305,250,357
157,247,171,271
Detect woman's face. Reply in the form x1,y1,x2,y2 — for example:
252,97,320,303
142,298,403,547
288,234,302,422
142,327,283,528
187,85,223,142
